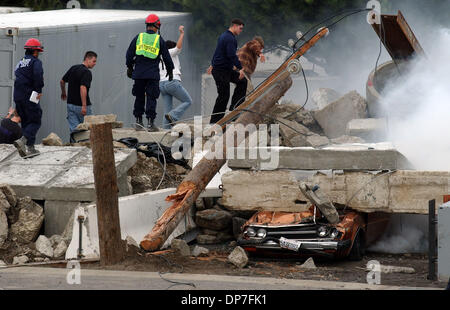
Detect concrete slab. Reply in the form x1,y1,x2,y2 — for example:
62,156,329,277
346,118,388,142
0,145,137,202
72,128,177,146
65,188,197,259
227,143,413,171
44,200,84,236
221,170,450,214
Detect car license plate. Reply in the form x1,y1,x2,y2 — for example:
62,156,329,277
279,237,302,251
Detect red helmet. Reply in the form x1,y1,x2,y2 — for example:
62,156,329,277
145,14,161,29
24,38,44,52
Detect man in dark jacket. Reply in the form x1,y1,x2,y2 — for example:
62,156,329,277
126,13,174,132
208,18,247,124
13,38,44,156
0,108,22,145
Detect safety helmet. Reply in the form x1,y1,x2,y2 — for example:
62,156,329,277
24,38,44,52
145,14,161,29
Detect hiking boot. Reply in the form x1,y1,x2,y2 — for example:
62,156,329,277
26,145,40,156
13,136,27,157
135,116,144,131
165,114,177,128
147,118,159,132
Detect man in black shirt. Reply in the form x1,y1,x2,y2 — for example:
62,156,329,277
0,108,23,145
60,51,97,141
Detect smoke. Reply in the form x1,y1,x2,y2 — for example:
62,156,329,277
368,214,428,254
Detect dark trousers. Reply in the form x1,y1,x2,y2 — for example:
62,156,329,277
210,68,247,124
132,78,160,120
15,99,42,146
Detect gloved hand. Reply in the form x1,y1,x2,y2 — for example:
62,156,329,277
127,66,134,79
166,70,173,81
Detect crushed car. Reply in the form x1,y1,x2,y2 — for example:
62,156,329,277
237,183,390,260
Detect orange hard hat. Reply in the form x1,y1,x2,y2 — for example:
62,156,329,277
24,38,44,52
145,14,161,28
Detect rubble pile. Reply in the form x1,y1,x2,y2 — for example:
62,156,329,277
0,184,70,265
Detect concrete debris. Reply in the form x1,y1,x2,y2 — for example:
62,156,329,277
192,245,209,257
53,240,68,258
49,235,63,247
278,118,313,147
203,197,215,210
35,235,54,257
0,183,17,209
13,255,29,265
33,257,45,262
42,132,63,146
0,259,6,266
196,234,220,245
311,88,342,111
346,118,387,142
299,257,317,269
0,210,7,248
195,209,232,231
331,135,366,144
195,197,206,210
125,236,139,249
175,165,187,175
0,192,10,213
306,134,330,148
268,102,320,131
9,197,44,243
227,246,249,268
367,265,416,274
314,90,368,139
76,114,123,131
171,239,191,256
232,217,247,239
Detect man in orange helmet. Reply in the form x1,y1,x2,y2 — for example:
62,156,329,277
13,38,44,157
126,13,174,132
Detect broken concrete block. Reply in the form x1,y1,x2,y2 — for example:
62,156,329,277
42,132,63,146
331,135,365,144
346,118,387,142
306,134,329,148
195,197,206,210
171,239,191,256
0,210,8,248
196,234,219,245
311,88,342,111
0,259,6,266
228,246,248,268
49,235,63,247
314,90,368,139
232,217,247,239
34,257,45,262
0,183,17,208
195,209,232,231
268,102,318,129
84,114,117,124
299,257,317,269
0,193,10,213
13,255,29,265
125,236,139,249
35,235,54,257
53,240,68,258
192,245,209,257
278,118,312,147
9,198,44,243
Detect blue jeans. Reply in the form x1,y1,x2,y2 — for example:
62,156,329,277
159,80,192,129
67,104,92,133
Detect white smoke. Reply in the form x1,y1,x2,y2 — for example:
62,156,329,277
382,28,450,170
368,214,428,254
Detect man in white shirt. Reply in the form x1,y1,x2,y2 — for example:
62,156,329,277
159,25,193,129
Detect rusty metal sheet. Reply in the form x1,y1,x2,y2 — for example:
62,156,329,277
372,10,424,62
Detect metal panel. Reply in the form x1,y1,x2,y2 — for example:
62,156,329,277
438,202,450,281
372,10,425,63
0,36,14,116
1,10,198,143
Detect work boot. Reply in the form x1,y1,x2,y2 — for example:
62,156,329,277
26,145,40,157
13,136,27,157
165,114,177,128
147,118,159,132
135,116,144,131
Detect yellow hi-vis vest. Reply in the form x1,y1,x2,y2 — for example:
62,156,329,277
136,33,160,59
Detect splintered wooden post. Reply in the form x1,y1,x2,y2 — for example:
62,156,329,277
90,122,123,265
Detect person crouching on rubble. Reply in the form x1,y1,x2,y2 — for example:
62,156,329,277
237,36,266,93
0,108,23,146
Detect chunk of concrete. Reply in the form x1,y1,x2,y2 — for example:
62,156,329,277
0,193,9,214
125,236,139,249
9,198,44,243
228,246,248,268
279,118,312,147
221,170,450,214
227,143,413,171
299,257,317,269
311,88,342,111
331,135,365,144
35,235,54,257
195,209,232,231
0,259,6,266
0,183,17,208
0,210,8,248
42,132,63,146
171,239,191,257
49,235,63,247
192,245,209,257
13,255,29,265
314,90,368,139
346,118,387,142
306,135,329,148
53,240,68,258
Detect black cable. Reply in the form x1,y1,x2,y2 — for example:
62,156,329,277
284,66,309,119
156,254,196,290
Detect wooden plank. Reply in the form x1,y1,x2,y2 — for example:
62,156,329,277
90,123,123,265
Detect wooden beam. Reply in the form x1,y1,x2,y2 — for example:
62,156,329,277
90,123,123,265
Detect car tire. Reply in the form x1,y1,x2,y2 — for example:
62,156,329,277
348,231,365,261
